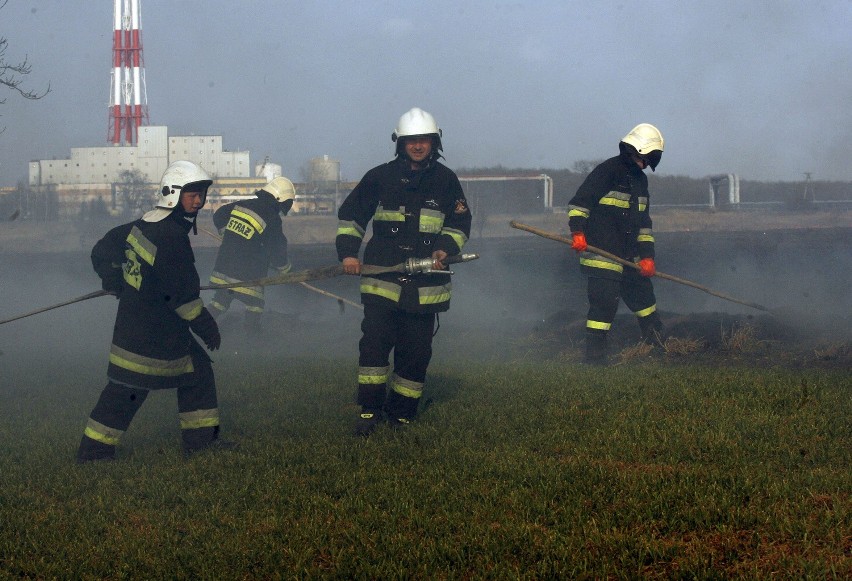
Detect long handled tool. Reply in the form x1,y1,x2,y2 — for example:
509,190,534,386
0,290,111,326
197,224,363,311
510,220,770,312
0,254,480,326
0,265,341,326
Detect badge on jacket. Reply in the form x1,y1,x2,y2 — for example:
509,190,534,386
454,199,469,214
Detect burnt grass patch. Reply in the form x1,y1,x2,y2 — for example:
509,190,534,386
527,309,852,370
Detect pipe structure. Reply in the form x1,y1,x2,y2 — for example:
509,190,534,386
459,174,554,209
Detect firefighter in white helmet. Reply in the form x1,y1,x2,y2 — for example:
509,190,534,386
336,107,472,436
77,160,235,462
567,124,666,364
207,176,295,334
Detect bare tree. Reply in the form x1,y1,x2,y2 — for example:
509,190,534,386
116,169,154,217
0,0,51,133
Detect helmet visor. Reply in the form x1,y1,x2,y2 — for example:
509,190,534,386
642,150,662,171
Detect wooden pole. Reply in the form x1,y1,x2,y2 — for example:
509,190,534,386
509,220,771,312
0,290,111,326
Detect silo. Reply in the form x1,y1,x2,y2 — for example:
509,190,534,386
254,159,282,182
309,155,341,188
307,155,341,214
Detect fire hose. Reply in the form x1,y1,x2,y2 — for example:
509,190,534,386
195,224,363,311
0,253,480,326
510,220,770,312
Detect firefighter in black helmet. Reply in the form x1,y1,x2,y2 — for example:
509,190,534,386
77,161,234,462
567,124,665,364
337,107,472,436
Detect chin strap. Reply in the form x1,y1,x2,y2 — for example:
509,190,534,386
181,212,198,235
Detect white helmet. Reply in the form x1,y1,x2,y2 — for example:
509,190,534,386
143,160,212,222
263,176,296,203
620,123,664,170
392,107,442,151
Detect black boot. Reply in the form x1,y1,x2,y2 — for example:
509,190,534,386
244,310,263,337
638,312,664,346
584,331,609,365
354,408,384,437
385,390,419,428
183,426,238,457
354,383,386,437
76,435,116,464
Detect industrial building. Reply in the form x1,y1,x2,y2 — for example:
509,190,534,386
28,125,250,187
23,126,350,217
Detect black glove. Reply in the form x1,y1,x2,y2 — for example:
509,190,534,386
189,308,221,351
101,275,123,298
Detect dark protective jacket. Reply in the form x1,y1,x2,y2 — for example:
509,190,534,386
91,213,206,389
336,157,472,313
567,151,655,277
210,190,289,283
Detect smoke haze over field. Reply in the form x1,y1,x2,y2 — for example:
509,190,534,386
1,231,850,380
0,0,850,186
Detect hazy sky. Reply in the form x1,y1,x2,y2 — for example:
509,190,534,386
1,0,850,185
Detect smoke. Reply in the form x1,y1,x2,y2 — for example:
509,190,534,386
0,250,109,395
1,223,850,388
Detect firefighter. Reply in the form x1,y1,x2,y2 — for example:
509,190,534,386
567,123,666,364
77,161,233,462
337,107,472,436
207,176,295,333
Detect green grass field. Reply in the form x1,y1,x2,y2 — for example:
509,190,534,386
0,343,849,579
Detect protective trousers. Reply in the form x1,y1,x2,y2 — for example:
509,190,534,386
207,280,266,323
585,269,662,362
76,340,220,461
356,304,435,422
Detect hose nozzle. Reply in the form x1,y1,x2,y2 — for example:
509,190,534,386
403,253,480,275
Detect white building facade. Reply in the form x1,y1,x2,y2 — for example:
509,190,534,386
28,126,250,186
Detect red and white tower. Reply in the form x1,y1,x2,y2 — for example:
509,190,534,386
108,0,149,146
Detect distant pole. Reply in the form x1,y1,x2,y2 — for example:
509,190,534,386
803,172,813,202
108,0,149,145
